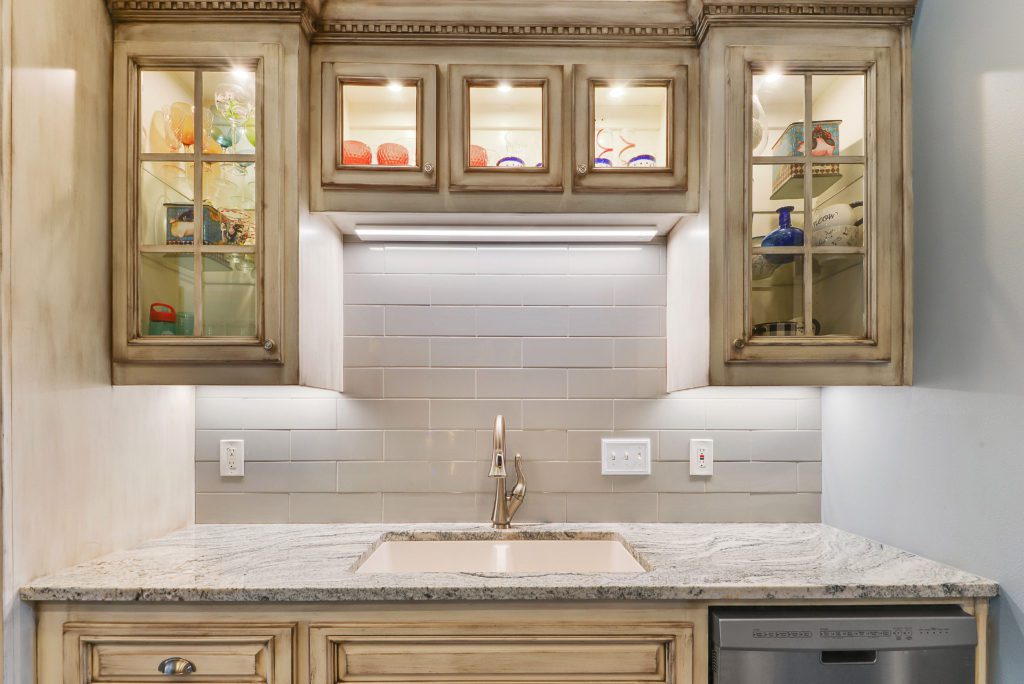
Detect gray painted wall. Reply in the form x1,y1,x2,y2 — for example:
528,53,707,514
822,1,1024,681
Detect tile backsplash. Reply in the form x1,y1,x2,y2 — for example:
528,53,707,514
195,242,822,524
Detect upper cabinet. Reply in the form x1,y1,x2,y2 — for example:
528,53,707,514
311,44,699,214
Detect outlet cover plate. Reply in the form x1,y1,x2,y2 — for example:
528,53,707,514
219,439,244,477
601,438,651,475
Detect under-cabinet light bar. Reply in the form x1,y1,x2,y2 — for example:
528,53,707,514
353,226,659,242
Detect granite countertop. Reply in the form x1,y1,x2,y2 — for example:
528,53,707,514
20,523,997,602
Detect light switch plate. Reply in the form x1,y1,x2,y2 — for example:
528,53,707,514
219,439,244,477
601,438,651,475
689,438,713,476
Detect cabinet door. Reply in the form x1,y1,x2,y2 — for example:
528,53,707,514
724,44,904,368
113,42,285,366
572,63,688,191
448,64,563,192
320,63,438,190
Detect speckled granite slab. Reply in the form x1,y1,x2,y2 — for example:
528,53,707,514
20,523,997,602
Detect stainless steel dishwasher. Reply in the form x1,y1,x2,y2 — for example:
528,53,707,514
710,606,977,683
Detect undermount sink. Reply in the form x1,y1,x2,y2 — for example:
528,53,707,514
354,537,647,574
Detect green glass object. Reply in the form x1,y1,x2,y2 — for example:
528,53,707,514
244,111,256,148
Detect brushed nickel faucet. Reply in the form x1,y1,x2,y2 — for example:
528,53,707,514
488,414,526,528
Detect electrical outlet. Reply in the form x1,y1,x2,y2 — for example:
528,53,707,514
689,438,713,476
601,438,651,475
219,439,244,477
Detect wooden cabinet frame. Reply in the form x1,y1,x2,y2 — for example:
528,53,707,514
112,40,286,370
448,64,563,192
320,62,439,190
572,63,689,192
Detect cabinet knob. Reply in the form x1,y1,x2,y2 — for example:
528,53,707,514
575,163,588,176
157,657,196,675
733,338,746,349
423,162,435,175
263,339,276,352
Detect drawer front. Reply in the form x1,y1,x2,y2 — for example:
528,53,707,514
312,625,692,684
64,624,294,684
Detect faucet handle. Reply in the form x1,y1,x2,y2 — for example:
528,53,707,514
511,452,526,495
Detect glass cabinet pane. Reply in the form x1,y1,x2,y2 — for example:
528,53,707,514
468,83,544,168
140,71,194,154
139,161,194,246
202,162,256,246
140,254,195,336
813,255,865,337
202,254,257,337
751,73,803,157
811,164,864,248
593,84,668,168
812,74,865,155
340,82,418,167
751,256,805,337
202,70,256,155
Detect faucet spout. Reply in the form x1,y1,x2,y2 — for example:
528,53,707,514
488,414,526,528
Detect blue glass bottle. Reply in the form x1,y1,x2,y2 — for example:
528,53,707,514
761,205,804,264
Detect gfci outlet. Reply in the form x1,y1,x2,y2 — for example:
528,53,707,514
689,438,713,476
601,438,651,475
220,439,244,477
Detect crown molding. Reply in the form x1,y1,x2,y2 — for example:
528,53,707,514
313,21,696,46
106,0,319,36
695,1,917,41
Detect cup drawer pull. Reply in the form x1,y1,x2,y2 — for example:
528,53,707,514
157,657,196,675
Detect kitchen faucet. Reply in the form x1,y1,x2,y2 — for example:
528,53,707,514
488,414,526,528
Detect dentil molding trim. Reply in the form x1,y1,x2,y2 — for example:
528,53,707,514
314,21,695,46
107,0,318,35
696,2,917,41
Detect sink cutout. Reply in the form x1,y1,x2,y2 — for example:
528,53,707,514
354,535,647,574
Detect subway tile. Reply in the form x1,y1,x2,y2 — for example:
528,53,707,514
337,461,433,493
797,462,823,493
343,306,385,335
337,399,430,430
659,430,751,462
289,493,382,523
568,245,662,275
706,398,799,430
344,337,430,367
658,493,753,523
614,399,706,430
385,430,478,461
568,368,666,399
431,337,522,367
475,430,568,461
751,430,822,462
290,430,383,462
477,369,567,399
613,275,667,306
569,306,665,337
522,400,614,430
196,493,290,523
344,274,431,304
386,305,476,336
342,243,385,273
383,368,476,398
520,276,615,305
476,306,568,337
196,461,336,493
526,461,614,493
565,493,658,522
342,368,384,398
614,338,666,368
797,396,823,430
244,398,338,430
705,462,798,493
477,246,568,274
748,493,821,522
512,493,566,523
566,431,659,462
195,430,290,462
195,397,245,430
430,275,522,305
196,385,338,399
611,462,705,493
382,493,484,523
385,245,477,274
428,460,490,493
523,338,613,368
431,399,522,430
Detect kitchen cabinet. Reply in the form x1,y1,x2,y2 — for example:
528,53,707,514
110,23,343,389
312,44,699,214
670,17,913,388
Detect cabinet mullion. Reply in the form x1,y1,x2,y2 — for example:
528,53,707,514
802,73,814,337
193,69,205,339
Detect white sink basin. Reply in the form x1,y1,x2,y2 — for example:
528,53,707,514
354,538,646,574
